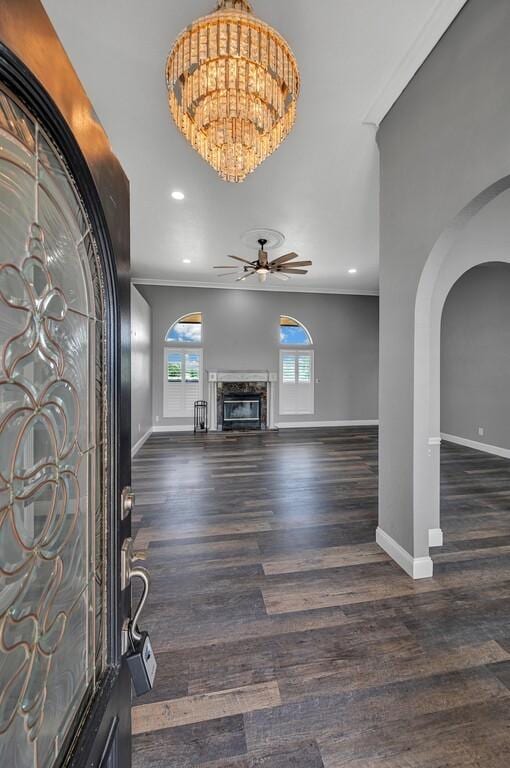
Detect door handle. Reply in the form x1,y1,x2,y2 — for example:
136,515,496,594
121,537,150,643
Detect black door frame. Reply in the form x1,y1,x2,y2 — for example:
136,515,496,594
0,2,132,766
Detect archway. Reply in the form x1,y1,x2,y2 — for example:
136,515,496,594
413,178,510,573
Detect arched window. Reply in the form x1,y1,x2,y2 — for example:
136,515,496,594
165,312,202,344
280,315,312,345
164,312,203,418
278,316,314,416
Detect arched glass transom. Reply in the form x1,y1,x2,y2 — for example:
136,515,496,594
166,312,202,343
0,86,107,767
280,315,312,345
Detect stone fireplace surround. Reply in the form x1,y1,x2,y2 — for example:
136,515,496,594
208,371,277,431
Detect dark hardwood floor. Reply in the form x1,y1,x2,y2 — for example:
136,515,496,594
131,428,510,767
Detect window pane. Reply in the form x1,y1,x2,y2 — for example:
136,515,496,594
298,354,312,383
167,352,182,381
185,352,200,383
280,324,310,345
279,316,311,345
166,313,202,343
282,354,296,383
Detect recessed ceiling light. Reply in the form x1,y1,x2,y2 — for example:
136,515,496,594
348,268,357,274
172,190,185,200
182,258,191,264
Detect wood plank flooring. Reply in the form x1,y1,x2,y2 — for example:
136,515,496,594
131,428,510,767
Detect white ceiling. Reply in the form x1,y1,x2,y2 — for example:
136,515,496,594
42,0,464,294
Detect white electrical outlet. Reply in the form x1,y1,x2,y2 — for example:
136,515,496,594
478,427,484,437
138,423,141,434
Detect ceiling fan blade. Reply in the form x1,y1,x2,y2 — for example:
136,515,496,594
217,271,241,277
277,260,312,268
273,272,290,281
236,270,256,282
228,254,257,266
278,268,308,275
214,265,242,269
270,252,299,267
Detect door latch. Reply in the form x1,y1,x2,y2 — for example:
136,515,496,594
121,486,135,520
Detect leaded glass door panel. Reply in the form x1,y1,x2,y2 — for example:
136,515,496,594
0,85,109,768
0,6,132,767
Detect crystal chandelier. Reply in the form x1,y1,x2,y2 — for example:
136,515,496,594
166,0,300,183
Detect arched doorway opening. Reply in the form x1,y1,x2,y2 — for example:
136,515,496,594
413,179,510,572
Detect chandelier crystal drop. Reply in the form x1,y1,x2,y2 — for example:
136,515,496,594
166,0,300,183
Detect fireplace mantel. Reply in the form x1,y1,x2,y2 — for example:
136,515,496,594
207,371,278,430
209,371,277,384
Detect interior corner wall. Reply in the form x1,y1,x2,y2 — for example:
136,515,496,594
377,0,510,557
131,284,152,450
441,262,510,451
135,285,379,430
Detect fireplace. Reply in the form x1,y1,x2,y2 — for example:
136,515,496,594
222,393,262,431
208,372,277,431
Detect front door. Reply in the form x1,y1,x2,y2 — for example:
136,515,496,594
0,3,133,767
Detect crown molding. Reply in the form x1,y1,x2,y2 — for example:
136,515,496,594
131,277,379,297
363,0,468,127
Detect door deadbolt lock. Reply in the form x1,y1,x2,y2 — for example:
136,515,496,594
121,486,135,520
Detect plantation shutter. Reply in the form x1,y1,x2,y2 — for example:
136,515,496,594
163,348,203,417
279,350,314,415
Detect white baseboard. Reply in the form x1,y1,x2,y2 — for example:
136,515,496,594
441,433,510,460
150,420,378,434
428,528,444,547
376,527,433,580
276,419,379,429
131,427,153,457
152,424,194,433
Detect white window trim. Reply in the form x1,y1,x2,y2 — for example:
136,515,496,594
279,349,315,416
163,347,203,418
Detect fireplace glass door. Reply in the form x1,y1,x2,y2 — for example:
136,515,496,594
224,399,260,422
223,394,262,430
0,86,107,768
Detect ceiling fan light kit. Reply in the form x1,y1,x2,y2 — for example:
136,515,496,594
166,0,300,183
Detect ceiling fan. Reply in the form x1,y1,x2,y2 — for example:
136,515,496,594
213,239,312,283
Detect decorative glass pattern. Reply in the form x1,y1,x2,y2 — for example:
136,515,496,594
0,87,107,767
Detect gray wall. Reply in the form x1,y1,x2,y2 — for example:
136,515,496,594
378,0,510,556
136,285,379,428
441,263,510,449
131,285,152,449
